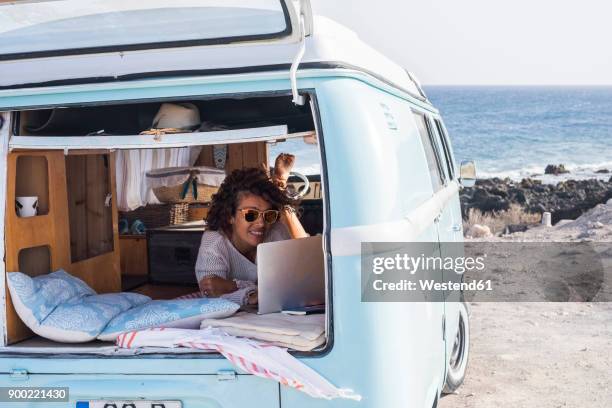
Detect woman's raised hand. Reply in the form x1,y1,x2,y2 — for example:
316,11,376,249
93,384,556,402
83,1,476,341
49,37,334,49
272,153,295,188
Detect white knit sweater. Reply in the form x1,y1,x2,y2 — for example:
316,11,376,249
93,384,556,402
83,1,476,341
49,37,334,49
195,223,290,305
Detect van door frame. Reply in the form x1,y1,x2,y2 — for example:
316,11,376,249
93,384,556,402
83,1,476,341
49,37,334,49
0,89,334,358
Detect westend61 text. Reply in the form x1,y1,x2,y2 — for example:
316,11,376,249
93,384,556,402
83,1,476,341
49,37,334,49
373,279,493,292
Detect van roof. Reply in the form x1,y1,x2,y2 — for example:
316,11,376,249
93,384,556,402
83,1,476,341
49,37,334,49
0,12,426,102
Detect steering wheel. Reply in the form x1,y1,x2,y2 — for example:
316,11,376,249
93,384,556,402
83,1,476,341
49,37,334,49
286,171,310,199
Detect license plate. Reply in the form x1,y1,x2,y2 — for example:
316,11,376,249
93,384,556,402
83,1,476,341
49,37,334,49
77,401,181,408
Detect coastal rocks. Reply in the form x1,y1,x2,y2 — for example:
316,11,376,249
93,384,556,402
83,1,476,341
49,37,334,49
461,177,612,224
544,164,569,175
467,224,493,238
503,224,530,234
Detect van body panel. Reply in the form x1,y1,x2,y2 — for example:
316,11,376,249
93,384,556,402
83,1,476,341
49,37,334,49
0,13,421,99
311,78,447,406
0,71,463,408
313,79,436,228
0,373,279,408
0,69,433,112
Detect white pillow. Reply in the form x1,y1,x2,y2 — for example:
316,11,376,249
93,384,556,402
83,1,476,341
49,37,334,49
98,298,240,341
7,271,150,342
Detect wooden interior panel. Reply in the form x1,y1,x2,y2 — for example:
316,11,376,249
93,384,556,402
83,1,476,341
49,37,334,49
226,144,244,173
15,155,49,215
188,205,209,222
5,151,121,344
18,246,52,278
65,155,87,260
194,145,215,167
65,152,120,294
226,142,268,173
120,235,148,276
66,154,113,262
68,252,121,295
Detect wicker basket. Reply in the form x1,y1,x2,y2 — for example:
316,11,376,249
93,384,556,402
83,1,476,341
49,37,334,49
169,203,190,225
188,203,210,222
152,184,218,204
119,203,192,228
119,204,169,229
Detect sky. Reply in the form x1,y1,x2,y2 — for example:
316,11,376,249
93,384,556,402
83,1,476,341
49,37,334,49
311,0,612,85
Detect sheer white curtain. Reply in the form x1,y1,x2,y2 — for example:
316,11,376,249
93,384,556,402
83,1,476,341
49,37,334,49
116,147,201,211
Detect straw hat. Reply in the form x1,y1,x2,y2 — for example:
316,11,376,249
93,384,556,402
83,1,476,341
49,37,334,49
151,103,201,130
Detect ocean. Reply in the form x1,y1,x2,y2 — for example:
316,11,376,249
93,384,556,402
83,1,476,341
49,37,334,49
271,86,612,183
427,86,612,183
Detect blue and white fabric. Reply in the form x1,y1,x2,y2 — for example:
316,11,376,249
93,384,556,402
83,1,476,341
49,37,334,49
7,270,95,323
7,270,151,342
40,292,150,342
98,298,240,341
7,270,240,343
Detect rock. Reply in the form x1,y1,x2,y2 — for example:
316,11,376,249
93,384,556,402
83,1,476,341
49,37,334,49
520,178,533,188
508,187,527,204
588,221,604,229
504,224,530,234
529,203,547,214
461,175,612,224
577,230,597,239
545,164,569,175
467,224,493,238
607,198,612,206
595,169,609,174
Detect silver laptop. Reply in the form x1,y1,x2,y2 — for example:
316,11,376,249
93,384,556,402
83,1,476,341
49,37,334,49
257,235,325,314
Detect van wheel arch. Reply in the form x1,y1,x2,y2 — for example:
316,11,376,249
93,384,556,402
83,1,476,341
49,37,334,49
442,301,470,394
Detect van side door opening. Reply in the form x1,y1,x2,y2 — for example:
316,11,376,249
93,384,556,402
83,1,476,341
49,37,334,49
0,92,332,358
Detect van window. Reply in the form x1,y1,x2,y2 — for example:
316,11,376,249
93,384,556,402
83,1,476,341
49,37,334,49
0,0,289,59
413,112,444,191
433,118,455,180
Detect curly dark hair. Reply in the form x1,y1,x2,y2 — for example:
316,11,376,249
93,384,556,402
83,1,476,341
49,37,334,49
206,167,297,234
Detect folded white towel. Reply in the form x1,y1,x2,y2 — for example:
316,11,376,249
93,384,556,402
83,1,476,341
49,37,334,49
200,312,325,350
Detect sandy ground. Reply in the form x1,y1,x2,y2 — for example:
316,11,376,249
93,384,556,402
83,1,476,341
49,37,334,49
440,202,612,408
439,302,612,408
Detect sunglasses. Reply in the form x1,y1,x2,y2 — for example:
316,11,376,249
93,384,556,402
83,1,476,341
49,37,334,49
237,208,280,224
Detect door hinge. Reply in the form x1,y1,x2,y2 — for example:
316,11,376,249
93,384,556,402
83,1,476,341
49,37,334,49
10,368,29,380
434,212,442,223
216,370,237,381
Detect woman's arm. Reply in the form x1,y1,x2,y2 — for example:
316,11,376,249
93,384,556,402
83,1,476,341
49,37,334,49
196,232,254,305
272,153,309,239
280,205,309,239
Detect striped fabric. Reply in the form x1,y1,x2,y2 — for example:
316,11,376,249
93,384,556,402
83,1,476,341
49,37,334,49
116,327,361,401
194,223,290,305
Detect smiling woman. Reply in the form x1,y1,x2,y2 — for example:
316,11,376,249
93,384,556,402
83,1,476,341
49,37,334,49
195,162,309,306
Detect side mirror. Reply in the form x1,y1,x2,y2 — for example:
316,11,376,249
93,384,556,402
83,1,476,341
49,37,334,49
459,160,476,188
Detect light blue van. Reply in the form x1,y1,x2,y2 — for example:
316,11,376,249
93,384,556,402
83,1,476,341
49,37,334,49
0,1,473,407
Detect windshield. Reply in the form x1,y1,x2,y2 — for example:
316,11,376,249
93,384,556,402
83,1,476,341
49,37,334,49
0,0,289,59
